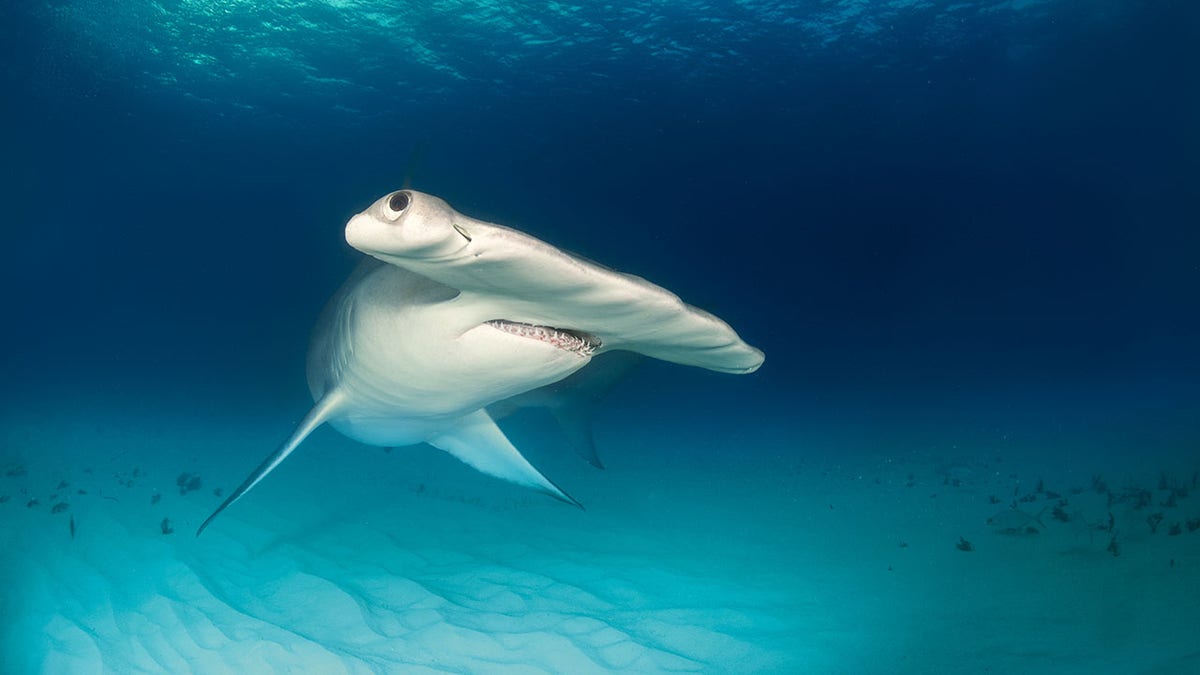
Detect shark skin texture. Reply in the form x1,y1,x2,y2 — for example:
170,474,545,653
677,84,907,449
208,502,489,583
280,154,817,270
198,190,763,536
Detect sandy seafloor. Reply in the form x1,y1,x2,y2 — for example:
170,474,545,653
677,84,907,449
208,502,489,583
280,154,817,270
2,367,1198,675
3,0,1197,672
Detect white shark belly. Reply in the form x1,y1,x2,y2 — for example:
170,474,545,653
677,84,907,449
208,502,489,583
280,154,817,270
325,413,445,447
317,263,592,418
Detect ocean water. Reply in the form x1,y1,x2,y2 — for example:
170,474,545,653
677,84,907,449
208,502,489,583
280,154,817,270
2,0,1198,672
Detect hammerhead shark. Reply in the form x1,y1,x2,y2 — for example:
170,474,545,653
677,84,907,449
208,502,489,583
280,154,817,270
197,190,763,535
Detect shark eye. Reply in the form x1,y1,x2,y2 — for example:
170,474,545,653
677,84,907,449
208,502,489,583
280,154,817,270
387,191,411,214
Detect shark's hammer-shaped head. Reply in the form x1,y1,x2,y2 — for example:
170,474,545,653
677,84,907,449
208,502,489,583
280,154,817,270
345,190,473,264
343,187,763,376
342,188,602,390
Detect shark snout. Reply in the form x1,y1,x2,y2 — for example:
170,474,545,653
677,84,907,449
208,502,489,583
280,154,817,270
344,213,376,252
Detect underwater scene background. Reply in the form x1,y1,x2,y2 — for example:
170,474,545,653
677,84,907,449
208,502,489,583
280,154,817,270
2,0,1198,672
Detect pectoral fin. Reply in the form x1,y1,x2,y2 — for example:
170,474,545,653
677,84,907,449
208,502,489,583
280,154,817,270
196,391,345,536
428,409,583,508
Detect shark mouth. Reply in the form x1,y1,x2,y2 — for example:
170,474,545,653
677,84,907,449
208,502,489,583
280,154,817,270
485,320,601,357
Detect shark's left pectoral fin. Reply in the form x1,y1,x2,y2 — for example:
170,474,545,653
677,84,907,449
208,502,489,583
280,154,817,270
196,390,346,537
428,410,583,508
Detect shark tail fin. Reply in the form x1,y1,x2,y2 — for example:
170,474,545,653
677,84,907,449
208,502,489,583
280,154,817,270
548,404,604,470
428,409,583,509
547,351,641,469
196,391,345,537
487,394,604,469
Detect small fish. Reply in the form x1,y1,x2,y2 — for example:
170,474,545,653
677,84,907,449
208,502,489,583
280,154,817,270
0,495,9,503
160,517,174,535
76,489,87,495
57,480,69,489
987,506,1047,535
176,472,202,495
212,487,223,498
151,493,162,505
1147,512,1165,533
26,498,39,508
69,515,76,539
5,465,27,477
956,537,974,552
51,502,70,514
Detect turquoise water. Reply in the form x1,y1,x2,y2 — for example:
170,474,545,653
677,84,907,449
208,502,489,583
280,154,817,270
2,1,1198,672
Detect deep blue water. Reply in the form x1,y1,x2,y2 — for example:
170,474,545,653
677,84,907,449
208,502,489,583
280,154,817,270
2,1,1199,671
7,1,1196,414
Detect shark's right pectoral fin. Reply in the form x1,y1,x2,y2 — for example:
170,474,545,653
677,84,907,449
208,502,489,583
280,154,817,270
196,390,345,537
428,409,583,509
